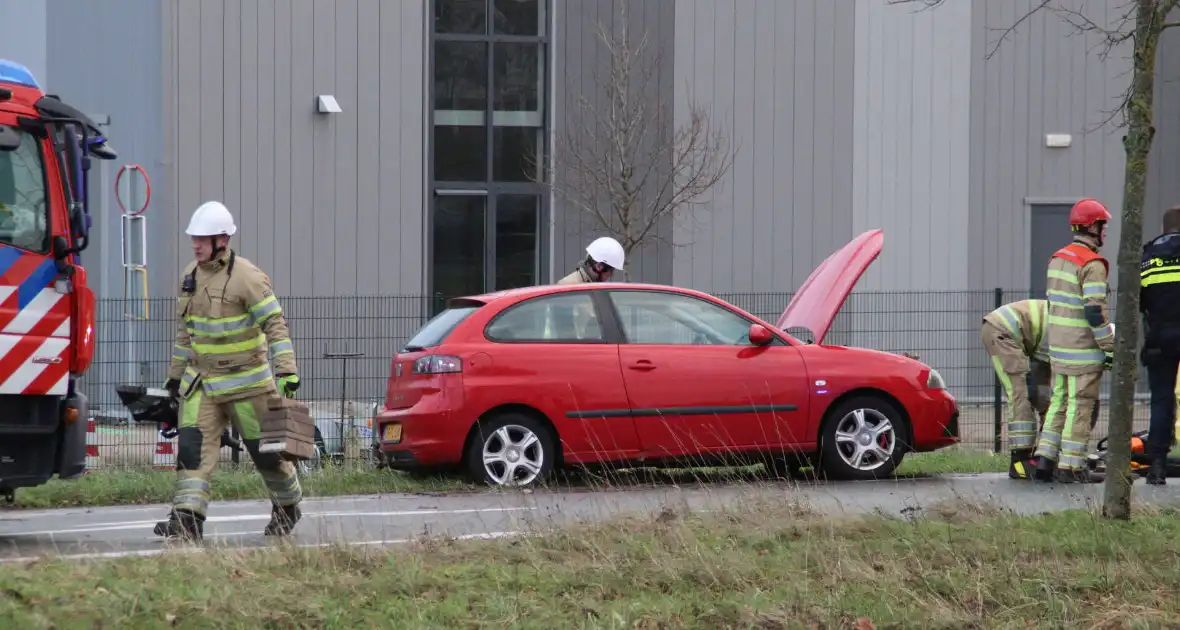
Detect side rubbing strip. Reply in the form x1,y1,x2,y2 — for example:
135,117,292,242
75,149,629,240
566,404,799,419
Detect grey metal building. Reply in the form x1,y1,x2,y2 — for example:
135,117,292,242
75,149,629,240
3,0,1176,300
1,0,1178,409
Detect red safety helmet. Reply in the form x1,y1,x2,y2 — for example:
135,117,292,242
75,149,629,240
1069,198,1111,228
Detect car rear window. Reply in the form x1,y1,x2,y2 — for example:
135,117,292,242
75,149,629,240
403,306,479,351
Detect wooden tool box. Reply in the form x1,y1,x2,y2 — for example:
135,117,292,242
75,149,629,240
257,397,318,461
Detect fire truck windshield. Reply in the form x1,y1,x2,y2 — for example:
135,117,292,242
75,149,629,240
0,125,49,253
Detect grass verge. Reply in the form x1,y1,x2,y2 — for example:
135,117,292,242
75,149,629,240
6,446,1006,510
2,499,1177,628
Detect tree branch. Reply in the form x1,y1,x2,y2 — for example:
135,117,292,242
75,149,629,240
887,0,1054,60
533,0,734,278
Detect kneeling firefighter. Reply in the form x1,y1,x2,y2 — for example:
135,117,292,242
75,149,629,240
980,299,1056,479
155,201,303,541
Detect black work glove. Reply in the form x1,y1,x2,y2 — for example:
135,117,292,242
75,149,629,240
1103,352,1114,370
164,378,181,399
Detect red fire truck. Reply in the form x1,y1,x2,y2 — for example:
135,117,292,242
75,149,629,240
0,59,117,501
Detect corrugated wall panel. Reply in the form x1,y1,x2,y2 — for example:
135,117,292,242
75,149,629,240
1146,9,1180,232
0,1,48,86
967,0,1130,293
41,0,165,300
550,0,674,284
163,0,425,298
671,0,856,293
852,0,972,292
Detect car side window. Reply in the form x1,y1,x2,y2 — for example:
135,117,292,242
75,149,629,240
609,291,756,346
485,292,606,343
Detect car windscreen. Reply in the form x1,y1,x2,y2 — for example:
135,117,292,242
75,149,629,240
0,125,50,253
402,306,479,351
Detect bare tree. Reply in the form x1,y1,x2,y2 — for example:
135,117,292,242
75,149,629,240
891,0,1179,519
530,0,735,279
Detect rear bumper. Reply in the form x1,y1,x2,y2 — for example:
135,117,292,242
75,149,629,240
374,407,466,469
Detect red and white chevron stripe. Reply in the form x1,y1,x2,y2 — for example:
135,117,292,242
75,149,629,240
0,286,71,396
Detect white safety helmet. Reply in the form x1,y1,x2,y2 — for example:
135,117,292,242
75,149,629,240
185,201,238,237
586,236,625,270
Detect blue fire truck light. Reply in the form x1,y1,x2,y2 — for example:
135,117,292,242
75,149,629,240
0,60,40,89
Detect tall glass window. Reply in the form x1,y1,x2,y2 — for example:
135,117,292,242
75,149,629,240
430,0,549,302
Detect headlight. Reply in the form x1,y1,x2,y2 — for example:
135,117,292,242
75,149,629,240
926,369,946,390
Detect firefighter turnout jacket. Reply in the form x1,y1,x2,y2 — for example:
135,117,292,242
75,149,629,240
983,299,1049,364
167,250,298,403
1140,231,1180,357
1046,235,1115,375
556,265,594,285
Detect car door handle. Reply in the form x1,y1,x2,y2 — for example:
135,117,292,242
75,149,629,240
628,360,656,371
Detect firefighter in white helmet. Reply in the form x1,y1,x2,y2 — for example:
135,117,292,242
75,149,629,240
557,236,626,284
547,237,625,339
155,200,303,541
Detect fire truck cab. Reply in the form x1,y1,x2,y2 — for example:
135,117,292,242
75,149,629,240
0,59,116,500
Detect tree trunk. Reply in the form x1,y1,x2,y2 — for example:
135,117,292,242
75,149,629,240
1103,0,1161,520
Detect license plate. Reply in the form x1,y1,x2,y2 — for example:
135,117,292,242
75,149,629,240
383,424,403,442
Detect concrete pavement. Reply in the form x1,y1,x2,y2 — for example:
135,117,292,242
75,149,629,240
2,473,1179,563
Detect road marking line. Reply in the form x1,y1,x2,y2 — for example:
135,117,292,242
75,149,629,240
1,507,535,538
0,530,525,564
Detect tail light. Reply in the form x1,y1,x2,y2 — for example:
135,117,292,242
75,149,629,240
413,355,462,375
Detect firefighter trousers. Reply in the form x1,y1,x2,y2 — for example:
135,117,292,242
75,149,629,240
980,320,1048,450
172,389,302,518
1034,371,1102,471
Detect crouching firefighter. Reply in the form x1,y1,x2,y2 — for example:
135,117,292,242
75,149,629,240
980,299,1054,479
155,201,304,541
1033,198,1115,484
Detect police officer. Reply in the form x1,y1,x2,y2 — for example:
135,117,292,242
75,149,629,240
1139,205,1180,485
155,201,303,541
557,236,625,284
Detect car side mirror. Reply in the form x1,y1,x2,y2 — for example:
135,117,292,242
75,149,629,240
749,324,773,346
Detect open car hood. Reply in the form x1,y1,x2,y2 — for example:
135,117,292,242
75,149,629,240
776,229,883,344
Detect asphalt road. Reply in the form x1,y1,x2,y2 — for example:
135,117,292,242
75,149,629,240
2,473,1179,563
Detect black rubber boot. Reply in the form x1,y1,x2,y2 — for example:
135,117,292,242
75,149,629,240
1033,455,1056,482
1147,458,1167,486
153,509,205,541
1008,449,1036,480
263,503,301,537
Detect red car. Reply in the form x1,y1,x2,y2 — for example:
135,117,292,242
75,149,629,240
375,230,959,486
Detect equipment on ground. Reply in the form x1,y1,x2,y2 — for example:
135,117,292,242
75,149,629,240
116,384,243,451
1087,430,1180,478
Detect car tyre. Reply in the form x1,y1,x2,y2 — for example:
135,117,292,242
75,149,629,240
464,413,556,488
818,396,908,481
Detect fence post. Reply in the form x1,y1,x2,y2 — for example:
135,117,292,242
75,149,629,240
993,287,1003,453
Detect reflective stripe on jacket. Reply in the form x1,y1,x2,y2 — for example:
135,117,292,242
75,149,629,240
167,250,298,403
984,299,1048,363
1139,232,1180,352
1046,237,1114,375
